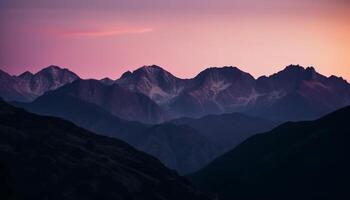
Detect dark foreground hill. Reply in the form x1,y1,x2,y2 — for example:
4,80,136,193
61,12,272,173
191,106,350,200
0,100,212,200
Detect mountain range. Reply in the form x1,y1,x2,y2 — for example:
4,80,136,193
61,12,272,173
2,64,349,123
113,64,350,121
0,65,79,102
190,105,350,200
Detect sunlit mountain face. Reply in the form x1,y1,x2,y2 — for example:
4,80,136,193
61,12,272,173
1,1,350,200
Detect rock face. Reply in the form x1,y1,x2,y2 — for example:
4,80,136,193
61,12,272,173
190,105,350,200
0,100,213,200
0,65,79,102
0,70,32,102
116,65,187,106
169,67,256,118
38,79,165,124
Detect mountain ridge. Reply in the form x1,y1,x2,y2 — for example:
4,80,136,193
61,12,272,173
2,64,350,122
0,65,79,102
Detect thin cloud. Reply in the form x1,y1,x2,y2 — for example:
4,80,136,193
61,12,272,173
60,28,153,37
39,27,153,37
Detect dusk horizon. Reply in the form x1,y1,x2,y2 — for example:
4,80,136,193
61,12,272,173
1,0,350,80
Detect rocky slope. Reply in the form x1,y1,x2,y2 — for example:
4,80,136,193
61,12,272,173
116,65,188,106
0,65,79,102
37,79,164,124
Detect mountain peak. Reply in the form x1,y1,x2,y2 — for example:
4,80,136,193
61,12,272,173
18,71,34,79
140,65,163,70
120,71,132,79
195,66,254,81
284,64,304,70
36,65,79,78
0,69,11,77
120,65,179,82
282,65,317,75
100,77,115,85
202,66,240,72
198,66,249,75
306,66,316,72
135,65,169,75
272,64,321,80
329,75,349,85
120,65,175,79
41,65,64,72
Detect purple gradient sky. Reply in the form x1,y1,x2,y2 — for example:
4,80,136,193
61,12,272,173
1,0,350,80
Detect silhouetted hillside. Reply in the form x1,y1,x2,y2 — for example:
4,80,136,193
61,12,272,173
191,106,350,200
0,100,213,200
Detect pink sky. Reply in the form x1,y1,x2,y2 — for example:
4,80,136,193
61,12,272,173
0,0,350,80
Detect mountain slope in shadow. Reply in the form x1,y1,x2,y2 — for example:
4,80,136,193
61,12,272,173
0,100,213,200
190,105,350,200
170,113,279,151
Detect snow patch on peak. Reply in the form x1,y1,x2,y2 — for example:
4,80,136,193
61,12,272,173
210,81,231,95
303,80,331,90
140,76,184,104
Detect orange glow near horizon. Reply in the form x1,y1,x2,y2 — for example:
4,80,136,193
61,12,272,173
0,0,349,81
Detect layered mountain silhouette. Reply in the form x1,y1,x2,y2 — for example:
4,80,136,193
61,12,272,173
2,64,350,122
15,93,222,174
190,105,350,200
2,64,350,174
170,113,279,151
1,64,349,199
0,65,79,102
0,100,213,200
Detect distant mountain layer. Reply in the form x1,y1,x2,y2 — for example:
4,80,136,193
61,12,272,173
0,65,79,102
190,105,350,200
170,113,279,151
2,64,350,122
15,95,223,175
0,100,213,200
